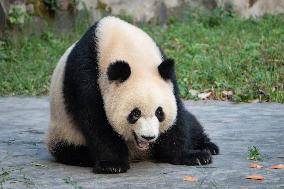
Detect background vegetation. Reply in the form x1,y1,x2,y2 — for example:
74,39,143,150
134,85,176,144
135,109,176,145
0,9,283,103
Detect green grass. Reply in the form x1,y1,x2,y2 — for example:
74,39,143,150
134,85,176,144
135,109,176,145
1,10,284,102
247,145,264,161
0,31,77,95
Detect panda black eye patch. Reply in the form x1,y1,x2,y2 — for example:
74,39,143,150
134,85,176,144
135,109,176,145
127,108,141,124
155,106,165,122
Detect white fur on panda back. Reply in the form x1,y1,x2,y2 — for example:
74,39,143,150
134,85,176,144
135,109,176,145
48,43,86,151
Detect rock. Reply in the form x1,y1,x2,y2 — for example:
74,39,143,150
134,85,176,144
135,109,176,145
80,0,284,22
53,10,76,34
203,0,218,10
57,0,69,11
0,2,7,32
198,91,212,100
217,0,284,18
78,0,101,22
25,3,34,14
78,0,205,22
246,0,284,18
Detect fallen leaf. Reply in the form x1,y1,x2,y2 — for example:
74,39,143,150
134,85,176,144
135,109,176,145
31,162,47,167
269,164,284,169
249,163,263,169
198,92,212,100
249,99,260,103
222,90,233,97
183,176,198,182
188,89,199,96
245,174,264,180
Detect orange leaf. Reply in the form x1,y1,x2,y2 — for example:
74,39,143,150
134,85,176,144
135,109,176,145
249,163,263,169
245,174,264,180
269,164,284,169
183,176,198,182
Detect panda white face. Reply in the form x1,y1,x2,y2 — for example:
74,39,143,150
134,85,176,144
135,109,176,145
100,60,178,151
104,84,177,151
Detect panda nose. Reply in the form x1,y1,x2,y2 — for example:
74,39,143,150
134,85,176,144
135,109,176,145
141,135,155,141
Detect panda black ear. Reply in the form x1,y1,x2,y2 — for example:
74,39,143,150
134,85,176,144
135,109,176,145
158,59,175,80
107,61,131,82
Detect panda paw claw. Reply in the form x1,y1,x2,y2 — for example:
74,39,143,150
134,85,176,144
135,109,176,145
93,160,130,174
181,150,212,166
203,142,219,155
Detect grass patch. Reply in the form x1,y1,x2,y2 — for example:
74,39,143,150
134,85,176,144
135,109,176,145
0,31,79,96
247,145,264,161
1,10,284,102
143,11,284,103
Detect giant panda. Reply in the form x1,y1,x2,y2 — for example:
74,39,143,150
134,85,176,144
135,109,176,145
47,16,219,174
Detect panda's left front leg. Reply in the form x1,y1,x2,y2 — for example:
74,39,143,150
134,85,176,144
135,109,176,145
152,109,215,166
152,126,212,165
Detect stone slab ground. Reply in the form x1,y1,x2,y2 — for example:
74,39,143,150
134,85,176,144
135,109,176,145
0,97,283,188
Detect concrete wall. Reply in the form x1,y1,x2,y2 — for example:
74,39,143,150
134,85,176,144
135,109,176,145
218,0,284,18
1,0,284,33
80,0,284,22
79,0,214,22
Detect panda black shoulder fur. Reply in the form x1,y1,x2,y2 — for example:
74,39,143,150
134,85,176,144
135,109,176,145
48,16,219,174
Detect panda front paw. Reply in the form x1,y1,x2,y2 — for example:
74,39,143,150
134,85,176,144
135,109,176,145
203,142,219,155
93,160,130,174
177,150,212,166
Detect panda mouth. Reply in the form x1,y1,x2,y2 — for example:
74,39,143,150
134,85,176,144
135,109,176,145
132,132,150,150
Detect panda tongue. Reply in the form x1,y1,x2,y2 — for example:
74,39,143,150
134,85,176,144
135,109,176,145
138,141,149,150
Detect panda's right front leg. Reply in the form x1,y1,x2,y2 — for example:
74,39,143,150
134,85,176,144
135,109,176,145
92,135,129,174
77,114,129,174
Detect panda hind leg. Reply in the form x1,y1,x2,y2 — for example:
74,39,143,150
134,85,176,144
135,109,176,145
50,141,93,167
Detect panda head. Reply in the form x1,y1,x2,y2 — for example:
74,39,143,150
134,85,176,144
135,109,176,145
102,59,177,150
